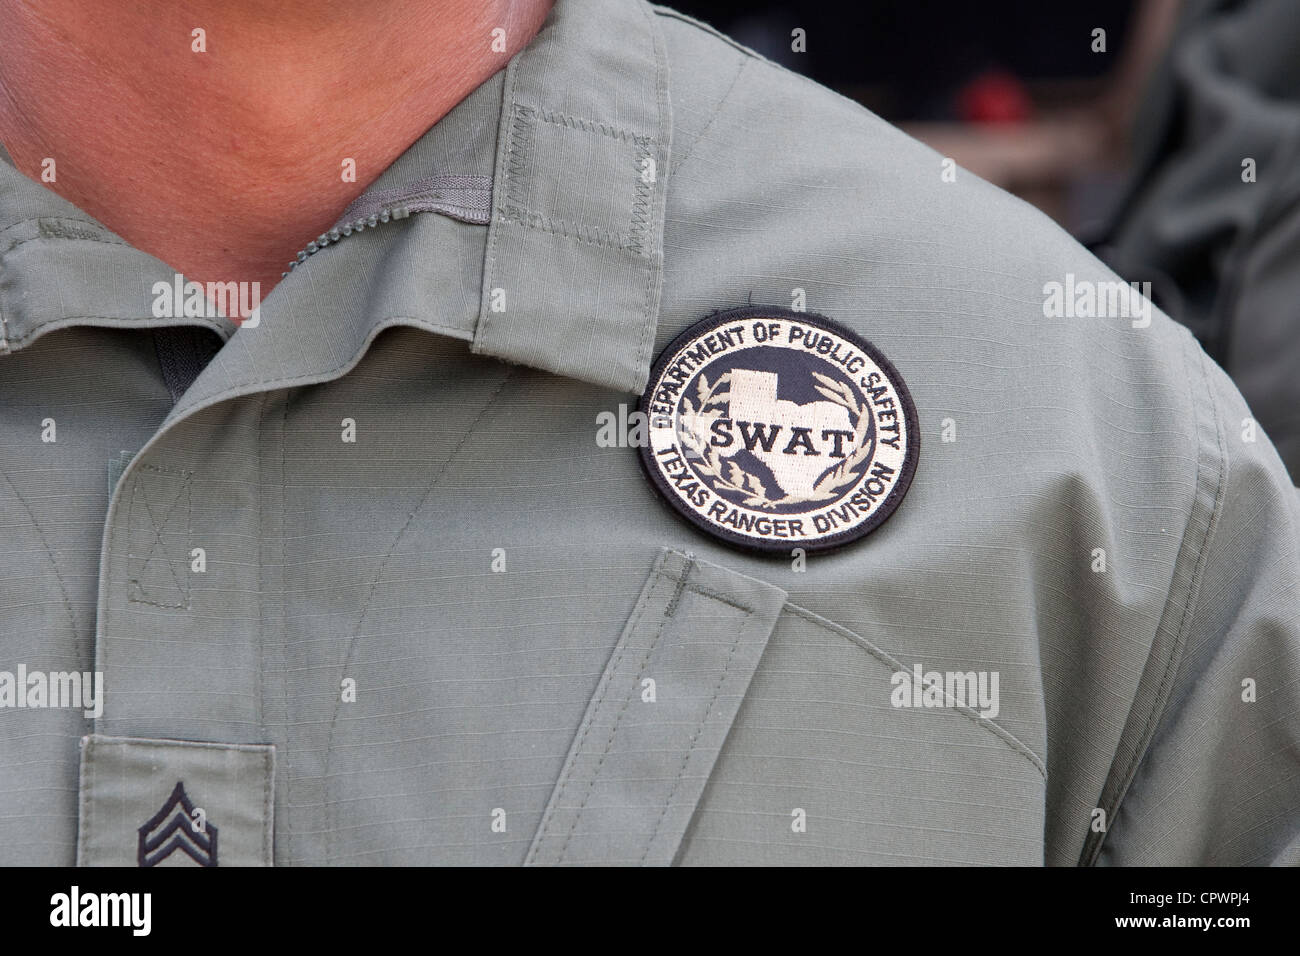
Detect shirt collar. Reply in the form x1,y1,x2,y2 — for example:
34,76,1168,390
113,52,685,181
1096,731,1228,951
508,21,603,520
0,0,671,414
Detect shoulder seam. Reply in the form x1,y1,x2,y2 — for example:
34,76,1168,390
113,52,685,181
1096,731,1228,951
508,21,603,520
653,4,894,133
650,5,763,59
668,56,749,175
1080,329,1230,865
784,601,1048,781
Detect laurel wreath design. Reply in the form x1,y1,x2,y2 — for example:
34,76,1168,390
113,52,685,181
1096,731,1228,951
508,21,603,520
676,369,874,511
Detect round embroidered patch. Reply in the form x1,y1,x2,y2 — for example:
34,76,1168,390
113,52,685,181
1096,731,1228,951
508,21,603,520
639,307,918,554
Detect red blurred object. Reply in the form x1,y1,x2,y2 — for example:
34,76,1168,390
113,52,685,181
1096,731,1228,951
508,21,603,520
956,69,1033,124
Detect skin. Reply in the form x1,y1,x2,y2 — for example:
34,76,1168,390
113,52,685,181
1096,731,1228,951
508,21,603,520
0,0,553,293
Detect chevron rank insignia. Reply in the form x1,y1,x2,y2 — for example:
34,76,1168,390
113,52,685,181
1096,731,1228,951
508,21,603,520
137,781,219,867
639,306,918,554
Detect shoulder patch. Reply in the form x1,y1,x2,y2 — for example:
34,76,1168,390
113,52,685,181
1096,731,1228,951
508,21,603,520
639,306,918,554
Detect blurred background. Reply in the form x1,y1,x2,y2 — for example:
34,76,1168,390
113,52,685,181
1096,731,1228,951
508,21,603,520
668,0,1172,233
670,0,1300,480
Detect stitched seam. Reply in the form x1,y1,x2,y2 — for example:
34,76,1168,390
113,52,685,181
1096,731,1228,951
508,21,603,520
628,141,653,256
640,591,749,864
256,397,268,747
634,234,656,380
127,464,192,608
277,396,292,864
81,738,95,866
0,469,80,636
0,221,137,351
501,104,534,229
128,482,187,603
496,105,655,255
495,208,642,251
127,463,191,478
785,601,1048,780
669,580,753,614
397,200,490,225
384,318,474,339
128,595,189,609
1082,336,1229,865
554,557,692,862
90,735,273,753
650,6,764,59
635,246,655,381
663,559,692,618
5,315,232,353
262,748,274,866
322,366,516,863
670,56,749,175
682,583,751,615
526,552,679,863
633,0,670,386
0,224,127,248
476,63,523,346
533,108,646,143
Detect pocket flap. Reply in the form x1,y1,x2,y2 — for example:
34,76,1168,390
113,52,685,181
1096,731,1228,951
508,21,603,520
77,734,275,867
526,549,786,866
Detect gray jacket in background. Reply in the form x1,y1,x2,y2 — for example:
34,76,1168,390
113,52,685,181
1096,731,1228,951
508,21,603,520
1096,0,1300,479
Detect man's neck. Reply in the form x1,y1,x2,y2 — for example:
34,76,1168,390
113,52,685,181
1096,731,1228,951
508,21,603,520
0,0,552,293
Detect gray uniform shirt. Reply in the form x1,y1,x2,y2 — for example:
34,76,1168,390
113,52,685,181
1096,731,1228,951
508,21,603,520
0,0,1297,866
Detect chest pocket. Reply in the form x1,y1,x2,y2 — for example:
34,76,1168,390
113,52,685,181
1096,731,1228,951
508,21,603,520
526,548,1046,866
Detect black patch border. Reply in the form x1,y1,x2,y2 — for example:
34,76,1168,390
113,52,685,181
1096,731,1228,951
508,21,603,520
638,306,919,556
